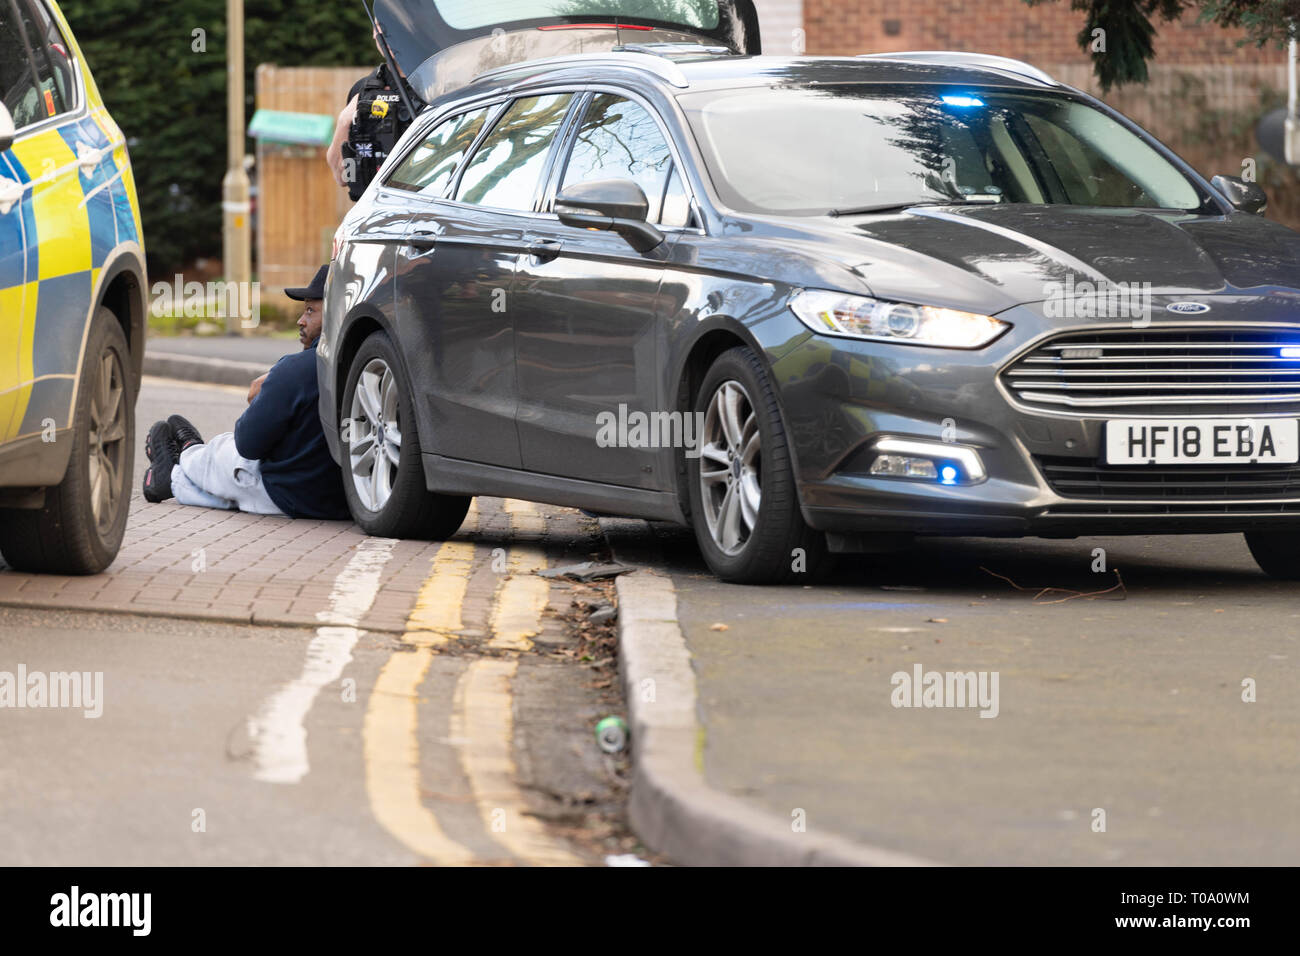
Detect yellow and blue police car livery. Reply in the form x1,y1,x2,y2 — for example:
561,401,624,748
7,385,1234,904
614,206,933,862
0,0,147,575
1,107,143,446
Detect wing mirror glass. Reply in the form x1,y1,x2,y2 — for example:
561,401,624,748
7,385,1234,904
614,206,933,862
1211,174,1267,214
555,178,665,253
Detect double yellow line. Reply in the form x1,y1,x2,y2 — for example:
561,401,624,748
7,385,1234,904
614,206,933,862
362,500,582,866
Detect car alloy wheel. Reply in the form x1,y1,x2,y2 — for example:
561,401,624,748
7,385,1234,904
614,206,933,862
699,380,762,556
87,346,128,537
348,357,402,512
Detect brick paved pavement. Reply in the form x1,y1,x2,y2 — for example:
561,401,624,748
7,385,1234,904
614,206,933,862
0,492,604,634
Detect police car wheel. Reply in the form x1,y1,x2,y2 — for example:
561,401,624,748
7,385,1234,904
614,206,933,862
340,330,470,539
0,310,134,574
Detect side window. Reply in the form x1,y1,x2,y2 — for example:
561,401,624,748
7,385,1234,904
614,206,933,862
0,5,44,129
0,0,72,129
1024,114,1149,207
387,106,491,195
455,93,573,211
560,94,675,223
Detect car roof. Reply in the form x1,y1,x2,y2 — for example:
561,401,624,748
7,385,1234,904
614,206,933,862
452,51,1063,103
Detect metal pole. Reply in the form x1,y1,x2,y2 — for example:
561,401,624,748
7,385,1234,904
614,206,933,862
222,0,252,334
1287,38,1299,165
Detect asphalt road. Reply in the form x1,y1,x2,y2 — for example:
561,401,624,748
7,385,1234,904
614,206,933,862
651,525,1300,865
0,377,633,866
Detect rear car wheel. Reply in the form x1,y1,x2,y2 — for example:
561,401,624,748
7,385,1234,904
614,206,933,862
0,309,134,574
1244,531,1300,580
341,330,470,539
686,346,831,584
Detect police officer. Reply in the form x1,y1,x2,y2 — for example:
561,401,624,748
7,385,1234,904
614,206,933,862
326,24,421,200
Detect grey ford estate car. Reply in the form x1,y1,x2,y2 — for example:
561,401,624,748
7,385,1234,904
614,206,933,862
320,6,1300,584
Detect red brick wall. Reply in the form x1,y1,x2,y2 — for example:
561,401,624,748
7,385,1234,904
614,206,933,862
803,0,1287,65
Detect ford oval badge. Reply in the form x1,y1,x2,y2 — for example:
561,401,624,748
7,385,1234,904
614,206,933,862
1166,302,1211,314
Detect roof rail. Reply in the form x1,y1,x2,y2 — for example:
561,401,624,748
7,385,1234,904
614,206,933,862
614,41,735,59
473,51,693,89
856,51,1057,86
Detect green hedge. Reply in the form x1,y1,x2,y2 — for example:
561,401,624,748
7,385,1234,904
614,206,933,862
60,0,375,274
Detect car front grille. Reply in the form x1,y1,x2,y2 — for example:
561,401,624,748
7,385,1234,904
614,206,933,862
1036,455,1300,501
1002,328,1300,415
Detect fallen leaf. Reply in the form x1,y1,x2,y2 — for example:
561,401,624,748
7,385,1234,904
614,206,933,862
709,622,729,631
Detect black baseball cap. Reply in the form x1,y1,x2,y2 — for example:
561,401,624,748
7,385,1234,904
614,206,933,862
285,265,329,302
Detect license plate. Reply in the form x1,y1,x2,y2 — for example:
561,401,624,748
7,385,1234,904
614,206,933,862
1106,419,1300,465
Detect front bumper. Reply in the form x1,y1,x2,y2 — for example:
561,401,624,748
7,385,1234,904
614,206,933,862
775,309,1300,540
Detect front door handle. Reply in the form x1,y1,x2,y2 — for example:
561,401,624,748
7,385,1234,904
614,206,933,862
408,230,437,251
527,238,564,262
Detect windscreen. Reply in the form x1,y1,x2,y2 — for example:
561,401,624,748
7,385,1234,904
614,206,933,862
680,84,1205,217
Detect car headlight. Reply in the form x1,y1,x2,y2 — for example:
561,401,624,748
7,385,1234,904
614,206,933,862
789,289,1011,349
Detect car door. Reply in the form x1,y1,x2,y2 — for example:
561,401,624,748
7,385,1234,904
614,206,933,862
389,91,576,468
0,0,89,447
513,90,691,490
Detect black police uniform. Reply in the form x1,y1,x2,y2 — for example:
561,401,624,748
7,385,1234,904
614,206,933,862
342,63,419,201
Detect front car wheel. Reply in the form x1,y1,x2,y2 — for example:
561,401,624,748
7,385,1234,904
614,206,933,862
686,346,831,584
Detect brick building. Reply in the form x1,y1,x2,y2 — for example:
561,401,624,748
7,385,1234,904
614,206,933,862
800,0,1286,65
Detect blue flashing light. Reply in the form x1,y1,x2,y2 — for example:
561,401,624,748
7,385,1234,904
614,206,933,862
940,465,959,485
941,95,985,108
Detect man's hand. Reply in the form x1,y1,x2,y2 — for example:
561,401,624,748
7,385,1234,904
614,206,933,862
327,96,359,188
247,372,268,405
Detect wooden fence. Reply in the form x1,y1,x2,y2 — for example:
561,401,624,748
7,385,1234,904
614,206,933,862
254,65,366,301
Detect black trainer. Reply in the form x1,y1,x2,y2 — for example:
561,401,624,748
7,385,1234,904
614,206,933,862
142,421,179,503
167,414,204,452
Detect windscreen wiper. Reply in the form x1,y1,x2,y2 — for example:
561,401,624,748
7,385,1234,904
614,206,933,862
827,198,1002,217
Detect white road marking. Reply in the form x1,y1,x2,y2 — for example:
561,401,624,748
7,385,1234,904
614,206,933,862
247,537,396,783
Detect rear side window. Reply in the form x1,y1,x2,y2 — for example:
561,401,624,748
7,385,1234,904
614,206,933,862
387,106,491,195
560,93,675,223
455,93,573,211
0,0,73,129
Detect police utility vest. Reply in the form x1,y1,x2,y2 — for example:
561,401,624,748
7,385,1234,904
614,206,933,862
344,66,417,201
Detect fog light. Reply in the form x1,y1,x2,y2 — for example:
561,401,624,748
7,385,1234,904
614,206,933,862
871,455,938,479
868,436,988,485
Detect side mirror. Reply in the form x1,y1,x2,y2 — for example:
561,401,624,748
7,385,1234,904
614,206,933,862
0,102,14,152
555,178,665,253
1211,174,1267,214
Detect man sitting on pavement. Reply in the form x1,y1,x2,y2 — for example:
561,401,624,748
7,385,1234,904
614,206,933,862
141,266,350,521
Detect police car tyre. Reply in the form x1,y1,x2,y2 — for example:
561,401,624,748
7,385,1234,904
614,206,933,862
1244,531,1300,580
341,329,470,539
685,346,832,585
0,310,134,574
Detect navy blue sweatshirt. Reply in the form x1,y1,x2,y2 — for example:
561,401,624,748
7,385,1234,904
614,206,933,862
233,343,351,520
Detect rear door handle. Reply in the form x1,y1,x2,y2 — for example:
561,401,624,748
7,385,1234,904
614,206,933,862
408,230,437,251
527,238,564,262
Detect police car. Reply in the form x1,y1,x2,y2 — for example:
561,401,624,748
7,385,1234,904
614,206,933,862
0,0,147,574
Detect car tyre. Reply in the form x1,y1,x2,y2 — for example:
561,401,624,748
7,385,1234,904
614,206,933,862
340,330,469,539
1244,531,1300,580
686,346,832,584
0,309,134,574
